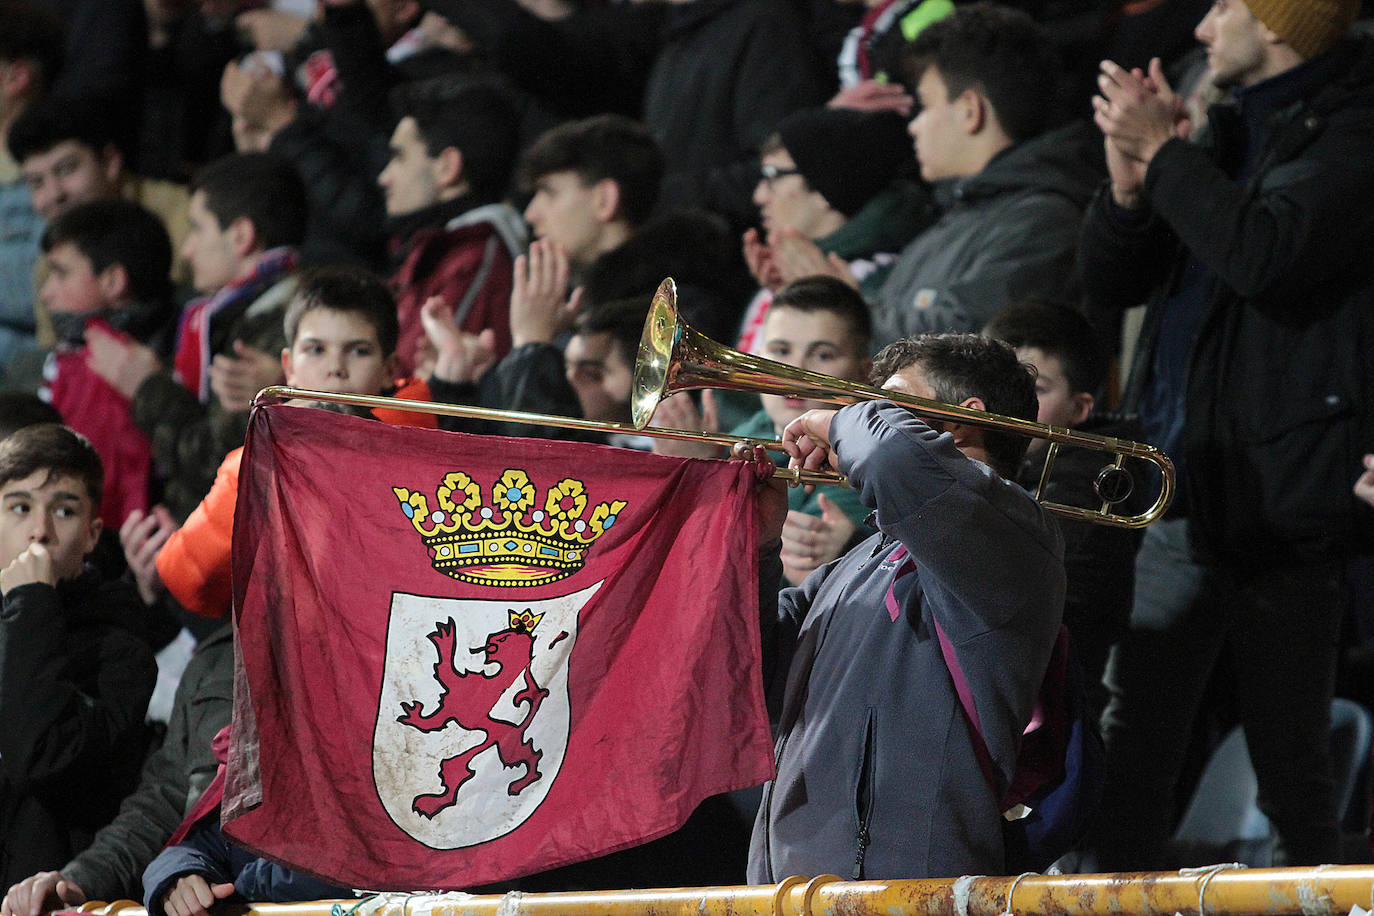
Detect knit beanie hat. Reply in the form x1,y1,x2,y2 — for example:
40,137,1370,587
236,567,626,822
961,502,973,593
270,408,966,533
776,108,914,218
1244,0,1359,58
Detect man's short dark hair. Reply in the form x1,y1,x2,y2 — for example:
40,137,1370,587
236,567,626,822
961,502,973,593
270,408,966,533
771,276,873,357
0,392,62,441
870,333,1037,477
573,297,649,369
283,266,400,358
191,152,308,251
983,300,1108,398
0,423,103,509
906,2,1061,143
41,199,173,304
0,1,63,93
518,115,665,227
7,95,118,164
390,76,520,203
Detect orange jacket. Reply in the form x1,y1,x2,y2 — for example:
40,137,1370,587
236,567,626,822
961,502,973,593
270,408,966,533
156,379,435,617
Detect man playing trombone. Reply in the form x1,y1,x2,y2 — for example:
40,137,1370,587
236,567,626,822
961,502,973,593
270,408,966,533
746,333,1065,881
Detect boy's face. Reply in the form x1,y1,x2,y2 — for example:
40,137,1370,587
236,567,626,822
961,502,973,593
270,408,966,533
281,307,397,396
523,170,607,267
759,306,869,433
21,140,122,222
565,330,633,424
40,242,109,315
1015,346,1093,430
181,190,243,294
0,471,101,583
910,66,973,182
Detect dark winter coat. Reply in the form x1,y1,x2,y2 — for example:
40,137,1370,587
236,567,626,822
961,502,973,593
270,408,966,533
1080,39,1374,566
0,570,155,887
873,121,1101,345
63,627,233,901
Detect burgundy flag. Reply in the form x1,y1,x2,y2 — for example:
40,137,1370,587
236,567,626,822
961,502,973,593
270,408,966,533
221,405,774,889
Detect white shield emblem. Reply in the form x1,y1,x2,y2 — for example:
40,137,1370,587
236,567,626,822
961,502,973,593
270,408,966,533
373,581,601,848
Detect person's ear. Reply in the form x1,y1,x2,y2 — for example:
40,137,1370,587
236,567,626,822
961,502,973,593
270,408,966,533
228,216,259,258
436,146,464,189
99,144,125,186
0,59,37,101
959,89,987,135
281,346,295,387
1070,390,1095,427
82,515,103,557
592,178,622,223
947,395,987,447
97,263,130,303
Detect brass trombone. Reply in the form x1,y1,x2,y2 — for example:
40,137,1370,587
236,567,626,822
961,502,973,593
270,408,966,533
633,279,1175,529
253,277,1174,528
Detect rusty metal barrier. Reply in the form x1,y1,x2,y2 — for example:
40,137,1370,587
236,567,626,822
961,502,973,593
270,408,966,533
72,865,1374,916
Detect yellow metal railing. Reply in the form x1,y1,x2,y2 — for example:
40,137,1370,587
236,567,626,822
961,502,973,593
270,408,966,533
74,865,1374,916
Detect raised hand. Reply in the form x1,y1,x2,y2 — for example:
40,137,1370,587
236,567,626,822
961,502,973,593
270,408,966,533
120,506,178,605
420,296,498,385
780,494,857,585
85,325,161,400
649,391,726,460
209,339,284,410
742,228,783,291
511,240,583,347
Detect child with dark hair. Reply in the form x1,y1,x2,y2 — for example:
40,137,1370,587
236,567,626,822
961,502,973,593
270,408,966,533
0,424,155,889
2,199,177,532
984,299,1143,710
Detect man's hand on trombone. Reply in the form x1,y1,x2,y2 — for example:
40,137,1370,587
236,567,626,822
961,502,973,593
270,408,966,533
781,408,839,480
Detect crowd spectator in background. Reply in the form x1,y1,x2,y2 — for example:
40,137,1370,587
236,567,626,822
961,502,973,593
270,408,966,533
0,0,63,368
652,276,877,587
737,106,929,354
870,2,1100,345
379,76,525,376
1082,0,1371,869
8,97,192,289
984,299,1143,714
519,114,750,347
83,152,304,521
5,200,176,533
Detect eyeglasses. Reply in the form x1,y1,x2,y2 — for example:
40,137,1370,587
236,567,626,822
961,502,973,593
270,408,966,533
759,164,802,186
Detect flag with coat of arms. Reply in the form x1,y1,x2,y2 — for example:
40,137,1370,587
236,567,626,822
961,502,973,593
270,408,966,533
220,404,776,890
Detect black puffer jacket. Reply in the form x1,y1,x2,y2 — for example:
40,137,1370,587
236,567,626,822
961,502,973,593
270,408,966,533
0,571,155,888
1080,39,1374,566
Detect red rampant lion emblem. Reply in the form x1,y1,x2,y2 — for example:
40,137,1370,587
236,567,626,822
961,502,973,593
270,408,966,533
397,609,568,818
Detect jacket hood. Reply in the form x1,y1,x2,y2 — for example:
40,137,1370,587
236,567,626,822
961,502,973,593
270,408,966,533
935,120,1103,212
446,202,529,258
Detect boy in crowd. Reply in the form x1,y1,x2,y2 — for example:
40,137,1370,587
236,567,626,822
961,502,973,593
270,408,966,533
2,199,177,532
652,276,876,585
0,424,155,888
85,152,306,521
984,300,1143,709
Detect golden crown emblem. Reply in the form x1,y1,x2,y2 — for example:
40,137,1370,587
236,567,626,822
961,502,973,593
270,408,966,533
393,469,628,587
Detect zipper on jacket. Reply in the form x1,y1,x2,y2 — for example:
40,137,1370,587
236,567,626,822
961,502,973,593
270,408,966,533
853,707,878,880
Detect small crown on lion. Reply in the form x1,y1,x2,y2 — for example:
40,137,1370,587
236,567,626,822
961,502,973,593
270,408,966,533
393,469,628,588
